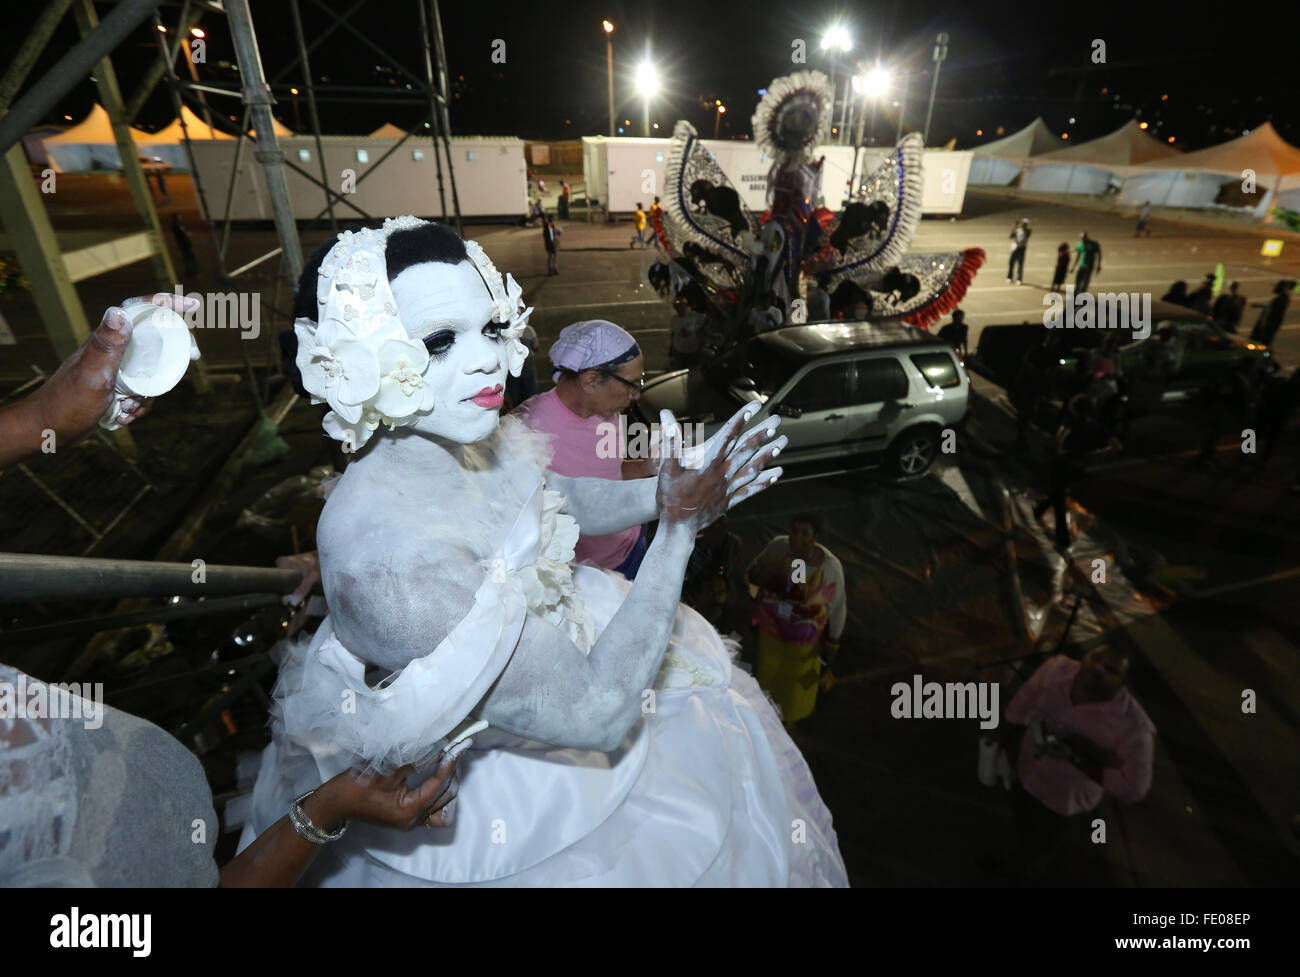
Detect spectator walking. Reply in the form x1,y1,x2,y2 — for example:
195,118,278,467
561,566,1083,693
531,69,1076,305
991,647,1156,885
1070,232,1101,293
937,308,969,358
1007,217,1031,285
1134,201,1151,237
630,202,648,248
1196,362,1261,468
513,320,654,578
648,195,663,231
805,274,832,321
1212,281,1247,332
1050,242,1069,292
1250,279,1294,346
1187,274,1215,316
747,513,846,731
542,213,562,276
1012,333,1057,450
1033,397,1117,550
558,181,571,219
1255,367,1300,466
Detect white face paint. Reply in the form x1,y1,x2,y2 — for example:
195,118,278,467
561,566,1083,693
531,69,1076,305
390,259,506,444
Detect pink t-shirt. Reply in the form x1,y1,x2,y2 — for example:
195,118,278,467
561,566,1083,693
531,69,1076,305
514,389,640,569
1006,655,1156,816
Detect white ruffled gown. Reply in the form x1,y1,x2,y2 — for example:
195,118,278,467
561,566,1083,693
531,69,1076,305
241,422,848,887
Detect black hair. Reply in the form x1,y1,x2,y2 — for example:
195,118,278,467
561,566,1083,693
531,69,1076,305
790,512,822,536
282,220,468,394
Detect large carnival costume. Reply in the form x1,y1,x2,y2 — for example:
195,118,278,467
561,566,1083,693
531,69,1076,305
651,70,984,331
241,217,847,886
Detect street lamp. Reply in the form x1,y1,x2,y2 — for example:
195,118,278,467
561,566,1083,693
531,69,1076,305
636,59,658,137
923,32,949,145
715,103,726,138
603,20,615,137
821,24,852,144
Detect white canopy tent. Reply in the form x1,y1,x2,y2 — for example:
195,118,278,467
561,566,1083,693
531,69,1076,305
138,105,236,171
1121,122,1300,216
1021,119,1181,193
367,123,407,139
968,118,1059,185
43,104,154,172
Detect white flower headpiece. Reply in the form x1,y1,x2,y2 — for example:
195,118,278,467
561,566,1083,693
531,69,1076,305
293,216,533,450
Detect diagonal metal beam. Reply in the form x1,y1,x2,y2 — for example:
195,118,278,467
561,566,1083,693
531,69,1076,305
306,0,430,99
124,0,204,122
0,0,77,113
0,0,163,155
268,0,367,84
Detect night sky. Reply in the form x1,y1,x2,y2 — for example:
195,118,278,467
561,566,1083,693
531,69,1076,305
5,0,1297,151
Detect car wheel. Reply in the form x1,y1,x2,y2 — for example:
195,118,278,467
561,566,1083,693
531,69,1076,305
887,426,939,478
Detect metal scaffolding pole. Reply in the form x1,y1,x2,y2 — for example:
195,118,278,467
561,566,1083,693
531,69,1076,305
428,0,463,233
73,0,176,288
0,0,162,155
0,552,302,602
151,9,226,279
289,0,338,233
0,0,77,112
416,0,450,223
225,0,304,289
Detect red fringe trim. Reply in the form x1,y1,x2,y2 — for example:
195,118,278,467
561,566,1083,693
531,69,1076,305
903,248,986,330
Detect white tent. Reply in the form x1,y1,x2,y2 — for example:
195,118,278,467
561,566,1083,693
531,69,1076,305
968,118,1059,185
1122,122,1300,216
137,106,236,171
367,122,407,139
43,105,154,172
1021,120,1181,193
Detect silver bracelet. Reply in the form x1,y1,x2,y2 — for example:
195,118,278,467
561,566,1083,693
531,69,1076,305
289,788,348,844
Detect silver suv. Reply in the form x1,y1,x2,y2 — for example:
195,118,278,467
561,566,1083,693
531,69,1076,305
637,321,970,477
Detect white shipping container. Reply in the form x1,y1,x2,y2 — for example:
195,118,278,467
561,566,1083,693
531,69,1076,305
188,135,528,222
582,136,971,216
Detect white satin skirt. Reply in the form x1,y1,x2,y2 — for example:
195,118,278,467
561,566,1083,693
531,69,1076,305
241,566,848,887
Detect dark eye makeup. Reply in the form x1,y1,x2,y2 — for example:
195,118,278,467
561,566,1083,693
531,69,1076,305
421,321,506,358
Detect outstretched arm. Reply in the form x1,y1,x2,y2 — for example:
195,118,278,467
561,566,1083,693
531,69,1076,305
477,406,785,750
548,404,778,537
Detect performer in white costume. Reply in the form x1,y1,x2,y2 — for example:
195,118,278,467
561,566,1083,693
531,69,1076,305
242,216,848,886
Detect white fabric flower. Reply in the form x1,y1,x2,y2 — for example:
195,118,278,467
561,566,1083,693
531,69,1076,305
372,337,436,419
322,409,382,452
510,490,589,651
295,318,380,425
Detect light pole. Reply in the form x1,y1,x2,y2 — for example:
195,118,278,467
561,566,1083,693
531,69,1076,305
636,59,657,137
714,101,726,138
895,70,910,143
603,20,615,137
923,31,949,145
820,25,851,145
850,67,889,194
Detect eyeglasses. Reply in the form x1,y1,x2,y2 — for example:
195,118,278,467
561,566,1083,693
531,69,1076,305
601,371,644,391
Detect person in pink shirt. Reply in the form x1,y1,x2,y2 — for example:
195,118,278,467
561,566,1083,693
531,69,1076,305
996,647,1155,883
514,320,657,578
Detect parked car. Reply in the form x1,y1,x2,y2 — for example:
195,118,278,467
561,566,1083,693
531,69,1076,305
1057,317,1274,406
972,302,1274,408
635,321,970,478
